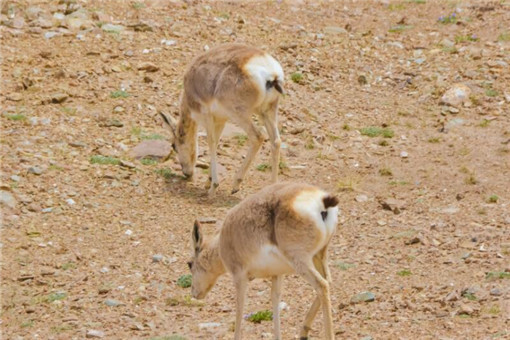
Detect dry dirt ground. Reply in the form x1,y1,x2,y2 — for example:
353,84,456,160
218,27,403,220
1,0,510,339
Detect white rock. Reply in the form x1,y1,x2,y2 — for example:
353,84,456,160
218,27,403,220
400,151,408,158
441,84,472,107
199,322,222,329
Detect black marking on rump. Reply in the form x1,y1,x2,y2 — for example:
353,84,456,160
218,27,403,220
321,211,328,221
266,79,283,94
323,195,339,209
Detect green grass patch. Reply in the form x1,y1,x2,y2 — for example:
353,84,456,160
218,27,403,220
110,90,130,98
140,158,158,166
233,133,248,146
428,137,440,143
488,195,499,203
486,271,510,280
389,180,409,186
455,34,478,43
479,119,490,128
389,25,412,33
337,176,359,192
256,163,270,172
291,72,304,83
462,292,477,301
407,0,425,3
246,310,273,323
61,262,76,270
155,168,175,180
487,305,500,315
388,3,405,10
360,126,394,138
6,114,27,121
379,168,393,176
397,269,412,277
90,155,121,165
335,262,356,270
141,133,165,140
60,106,77,115
177,274,192,288
498,32,510,42
21,320,34,328
132,2,145,9
47,292,67,302
165,295,203,307
485,89,498,97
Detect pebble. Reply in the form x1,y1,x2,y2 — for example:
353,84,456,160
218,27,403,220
355,194,368,203
86,330,105,338
152,254,164,263
324,26,348,35
6,93,22,101
44,31,60,39
441,84,472,107
10,175,20,182
400,151,408,158
161,39,176,46
125,229,133,236
0,190,16,209
137,62,159,72
50,93,69,104
350,291,375,304
490,288,502,296
66,198,76,206
42,207,53,213
28,166,43,175
101,24,125,33
129,140,172,160
198,322,222,330
458,303,474,315
104,299,123,307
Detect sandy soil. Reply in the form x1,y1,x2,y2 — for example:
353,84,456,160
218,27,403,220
1,0,509,339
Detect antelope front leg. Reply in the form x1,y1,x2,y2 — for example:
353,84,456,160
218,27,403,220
231,124,263,194
271,275,283,340
234,275,248,340
205,118,223,196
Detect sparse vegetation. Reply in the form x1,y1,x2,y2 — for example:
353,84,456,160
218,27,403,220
438,12,458,24
140,158,158,166
486,271,510,280
389,25,412,33
6,114,27,121
176,275,192,288
246,310,273,323
90,155,121,165
234,133,248,146
360,127,394,138
379,168,393,176
485,89,498,97
479,119,490,128
256,163,270,172
155,168,175,180
110,90,130,98
428,137,440,143
488,195,499,203
335,262,356,270
498,31,510,42
291,72,304,83
397,269,412,277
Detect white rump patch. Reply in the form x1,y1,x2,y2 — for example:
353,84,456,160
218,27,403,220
292,190,339,252
243,54,284,107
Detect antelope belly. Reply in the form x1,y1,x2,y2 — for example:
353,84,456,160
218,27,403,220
248,244,294,278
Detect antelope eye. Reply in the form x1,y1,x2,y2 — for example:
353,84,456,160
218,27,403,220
187,261,192,270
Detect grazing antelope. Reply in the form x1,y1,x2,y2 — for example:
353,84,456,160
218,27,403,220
188,182,339,340
160,43,284,196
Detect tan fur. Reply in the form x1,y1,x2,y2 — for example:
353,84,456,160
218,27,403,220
188,182,338,339
161,44,284,196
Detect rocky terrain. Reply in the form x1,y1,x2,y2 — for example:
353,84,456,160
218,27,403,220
1,0,509,339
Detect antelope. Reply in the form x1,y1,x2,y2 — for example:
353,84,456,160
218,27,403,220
160,43,284,196
188,182,339,340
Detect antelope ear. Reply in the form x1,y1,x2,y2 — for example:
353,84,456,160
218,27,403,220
192,220,203,250
159,111,177,139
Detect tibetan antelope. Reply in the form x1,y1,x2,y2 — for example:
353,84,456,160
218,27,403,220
160,44,284,196
188,182,339,339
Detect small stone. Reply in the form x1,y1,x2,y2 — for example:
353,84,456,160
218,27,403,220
379,198,404,214
490,288,502,296
350,292,375,304
119,160,136,169
355,194,368,202
101,24,125,33
458,303,474,316
324,26,348,34
198,322,222,329
66,198,76,206
42,207,53,213
196,160,209,169
6,93,22,101
113,106,125,113
0,190,16,209
44,31,60,39
69,141,86,148
441,84,472,108
400,151,408,158
125,229,133,236
86,329,105,338
137,62,159,72
28,166,43,175
152,254,164,263
50,93,68,103
161,39,176,46
10,175,20,182
104,299,123,307
444,290,459,302
129,140,172,161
